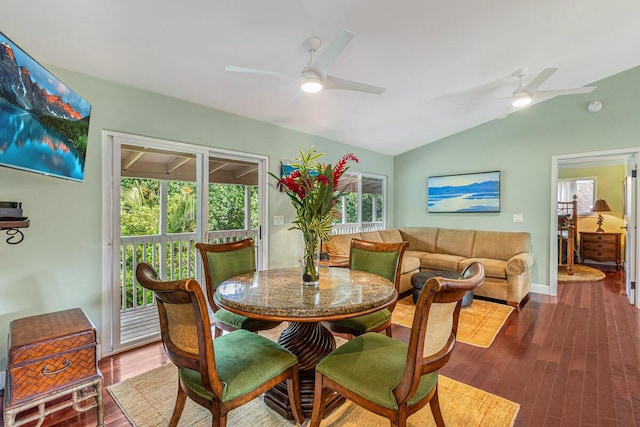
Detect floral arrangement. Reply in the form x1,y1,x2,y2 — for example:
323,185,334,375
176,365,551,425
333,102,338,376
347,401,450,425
271,146,358,283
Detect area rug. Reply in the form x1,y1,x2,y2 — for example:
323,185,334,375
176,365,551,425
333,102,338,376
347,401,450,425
391,296,514,348
558,264,606,282
108,363,519,426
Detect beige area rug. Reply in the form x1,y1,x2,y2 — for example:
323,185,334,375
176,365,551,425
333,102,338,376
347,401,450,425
108,363,519,426
558,264,606,282
392,296,514,348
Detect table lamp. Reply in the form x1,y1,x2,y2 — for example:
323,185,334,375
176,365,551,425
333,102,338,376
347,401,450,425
591,199,611,232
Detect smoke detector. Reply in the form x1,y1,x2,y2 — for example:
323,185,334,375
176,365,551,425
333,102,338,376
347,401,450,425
587,100,603,113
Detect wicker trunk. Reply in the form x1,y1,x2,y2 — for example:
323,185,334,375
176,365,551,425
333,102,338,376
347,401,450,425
3,308,104,427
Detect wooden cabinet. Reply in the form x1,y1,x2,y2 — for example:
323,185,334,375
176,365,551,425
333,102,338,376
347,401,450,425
3,309,104,427
580,232,621,270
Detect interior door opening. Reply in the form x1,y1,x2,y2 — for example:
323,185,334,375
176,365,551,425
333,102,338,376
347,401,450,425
551,149,639,308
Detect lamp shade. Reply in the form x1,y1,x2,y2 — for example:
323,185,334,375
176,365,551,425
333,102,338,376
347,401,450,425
591,199,611,213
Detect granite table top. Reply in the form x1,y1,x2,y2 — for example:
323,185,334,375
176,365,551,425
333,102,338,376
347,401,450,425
214,267,396,322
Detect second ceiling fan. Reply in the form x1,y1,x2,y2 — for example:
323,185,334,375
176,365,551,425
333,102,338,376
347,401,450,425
225,29,385,96
507,67,596,107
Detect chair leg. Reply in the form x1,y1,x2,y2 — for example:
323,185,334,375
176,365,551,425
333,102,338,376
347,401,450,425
210,402,224,427
169,385,187,427
286,367,305,425
429,384,445,427
309,372,328,427
385,324,393,337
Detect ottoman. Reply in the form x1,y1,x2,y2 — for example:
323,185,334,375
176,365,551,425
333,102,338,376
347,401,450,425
411,269,474,307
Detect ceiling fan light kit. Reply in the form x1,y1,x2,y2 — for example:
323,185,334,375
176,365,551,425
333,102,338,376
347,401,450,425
512,94,532,107
301,71,323,93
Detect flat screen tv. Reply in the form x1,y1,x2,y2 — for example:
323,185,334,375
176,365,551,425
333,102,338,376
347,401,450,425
0,32,91,182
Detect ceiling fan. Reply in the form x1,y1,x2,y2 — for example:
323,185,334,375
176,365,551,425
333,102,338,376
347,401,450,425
507,67,596,107
225,29,385,95
466,68,596,116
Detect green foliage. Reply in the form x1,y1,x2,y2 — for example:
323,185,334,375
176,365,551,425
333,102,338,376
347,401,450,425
167,184,196,233
38,115,89,154
118,177,258,308
208,183,250,230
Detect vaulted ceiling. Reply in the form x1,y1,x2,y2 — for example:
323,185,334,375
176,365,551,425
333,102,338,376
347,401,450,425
3,1,639,156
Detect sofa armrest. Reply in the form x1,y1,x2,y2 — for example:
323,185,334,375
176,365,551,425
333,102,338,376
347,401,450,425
506,252,534,275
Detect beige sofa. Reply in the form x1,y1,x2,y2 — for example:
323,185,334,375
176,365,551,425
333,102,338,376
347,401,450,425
323,227,534,308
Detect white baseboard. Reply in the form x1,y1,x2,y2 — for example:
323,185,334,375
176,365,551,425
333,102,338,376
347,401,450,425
530,282,551,295
0,370,5,391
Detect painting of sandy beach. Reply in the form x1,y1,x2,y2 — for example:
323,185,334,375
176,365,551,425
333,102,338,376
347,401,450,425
428,171,500,213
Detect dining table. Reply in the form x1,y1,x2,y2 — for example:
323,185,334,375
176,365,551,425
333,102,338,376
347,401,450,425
214,266,396,419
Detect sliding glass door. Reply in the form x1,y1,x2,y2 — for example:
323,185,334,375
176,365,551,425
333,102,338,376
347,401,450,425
102,132,267,355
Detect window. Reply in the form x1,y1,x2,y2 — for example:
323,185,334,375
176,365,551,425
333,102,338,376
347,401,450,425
333,172,386,232
557,178,596,215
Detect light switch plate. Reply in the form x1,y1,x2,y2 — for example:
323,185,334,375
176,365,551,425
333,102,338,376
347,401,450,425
513,213,524,223
273,215,284,226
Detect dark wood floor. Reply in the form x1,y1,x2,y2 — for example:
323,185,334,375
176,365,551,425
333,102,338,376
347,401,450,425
1,270,638,426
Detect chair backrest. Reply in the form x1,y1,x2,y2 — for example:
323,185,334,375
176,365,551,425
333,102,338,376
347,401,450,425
393,262,485,403
135,262,225,398
196,238,256,311
349,238,408,292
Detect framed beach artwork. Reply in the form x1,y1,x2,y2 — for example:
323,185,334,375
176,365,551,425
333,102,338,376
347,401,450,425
428,171,500,213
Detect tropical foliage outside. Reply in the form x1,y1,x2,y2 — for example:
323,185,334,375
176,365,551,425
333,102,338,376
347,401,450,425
120,178,258,308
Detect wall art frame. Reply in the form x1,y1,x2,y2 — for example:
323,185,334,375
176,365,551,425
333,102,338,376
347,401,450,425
428,170,500,213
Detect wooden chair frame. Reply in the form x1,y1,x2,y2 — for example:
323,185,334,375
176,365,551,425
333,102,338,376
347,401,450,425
135,263,304,427
196,238,280,337
311,262,485,427
324,238,408,338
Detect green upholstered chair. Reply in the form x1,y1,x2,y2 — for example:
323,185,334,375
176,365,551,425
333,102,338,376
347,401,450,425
310,262,485,427
196,238,280,337
135,262,304,427
324,238,408,338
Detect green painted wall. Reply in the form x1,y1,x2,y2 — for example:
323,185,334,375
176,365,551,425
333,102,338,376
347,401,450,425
394,65,640,291
0,66,393,369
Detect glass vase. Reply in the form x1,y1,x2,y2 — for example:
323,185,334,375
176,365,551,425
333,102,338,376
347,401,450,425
302,230,320,286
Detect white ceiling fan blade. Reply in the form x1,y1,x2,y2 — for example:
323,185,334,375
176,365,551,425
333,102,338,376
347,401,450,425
225,65,292,78
536,86,597,97
323,75,385,95
522,68,557,93
308,29,354,78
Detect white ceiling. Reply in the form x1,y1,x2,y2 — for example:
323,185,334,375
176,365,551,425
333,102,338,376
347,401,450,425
2,1,639,156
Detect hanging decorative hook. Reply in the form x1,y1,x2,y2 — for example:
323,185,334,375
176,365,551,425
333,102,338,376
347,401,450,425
5,228,25,244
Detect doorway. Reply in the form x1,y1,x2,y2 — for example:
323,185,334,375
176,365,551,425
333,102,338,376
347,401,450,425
101,131,268,355
550,147,640,308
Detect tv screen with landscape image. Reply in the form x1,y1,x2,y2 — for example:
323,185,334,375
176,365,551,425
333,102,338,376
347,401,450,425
0,32,91,182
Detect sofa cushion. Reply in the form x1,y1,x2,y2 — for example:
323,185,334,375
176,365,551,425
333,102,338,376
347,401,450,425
436,228,475,257
325,233,361,257
419,253,466,271
472,231,531,261
359,231,384,242
402,256,421,275
398,227,438,252
378,228,404,243
405,250,430,260
459,258,507,279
